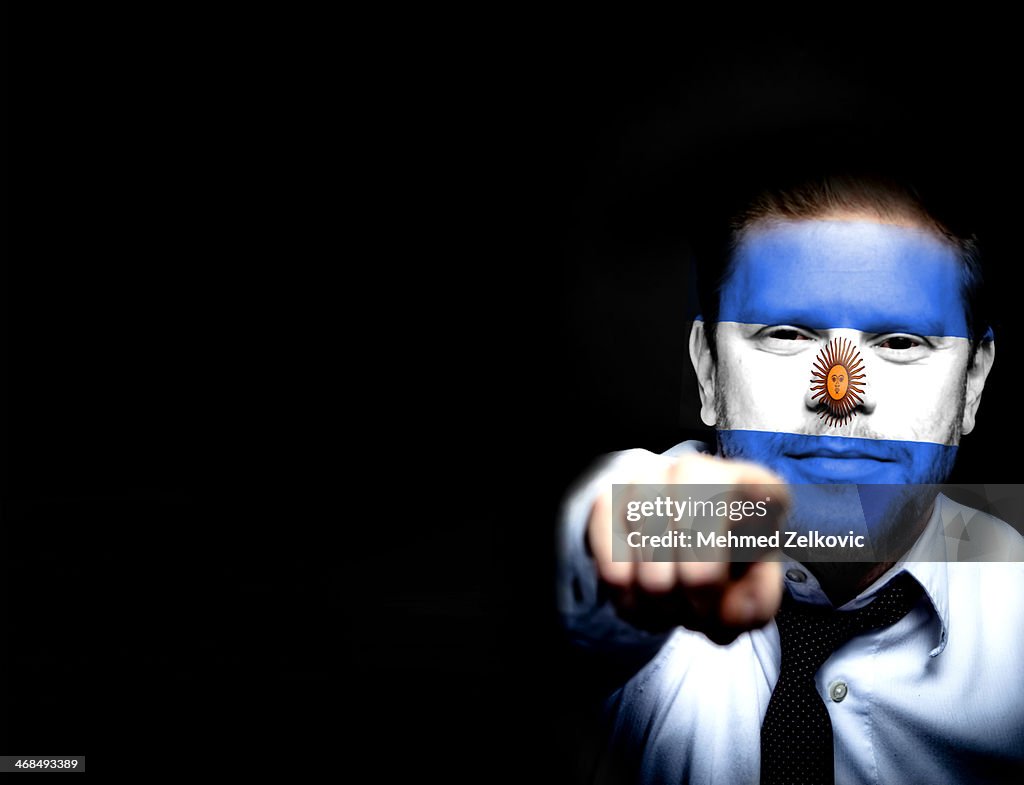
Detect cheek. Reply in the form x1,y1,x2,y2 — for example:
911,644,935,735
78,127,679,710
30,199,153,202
717,346,812,429
869,359,966,443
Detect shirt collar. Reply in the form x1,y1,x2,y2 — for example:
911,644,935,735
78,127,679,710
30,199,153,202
782,495,951,658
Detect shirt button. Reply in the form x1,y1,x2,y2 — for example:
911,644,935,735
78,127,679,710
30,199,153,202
829,681,848,702
785,569,807,583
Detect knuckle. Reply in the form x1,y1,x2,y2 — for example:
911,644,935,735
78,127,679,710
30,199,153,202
599,561,632,587
636,562,675,593
677,561,727,588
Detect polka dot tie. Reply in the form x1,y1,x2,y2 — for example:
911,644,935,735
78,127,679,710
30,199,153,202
760,571,923,785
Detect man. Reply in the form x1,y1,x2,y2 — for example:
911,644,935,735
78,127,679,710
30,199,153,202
558,174,1024,783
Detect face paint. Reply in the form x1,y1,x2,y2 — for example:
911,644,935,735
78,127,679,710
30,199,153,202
828,368,848,400
809,337,866,427
719,219,970,337
718,430,959,486
709,220,973,490
718,430,959,547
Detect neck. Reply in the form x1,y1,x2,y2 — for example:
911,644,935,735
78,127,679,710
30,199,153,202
803,497,935,606
796,488,941,607
805,560,897,607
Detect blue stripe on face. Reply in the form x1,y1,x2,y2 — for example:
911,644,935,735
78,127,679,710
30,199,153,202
719,221,970,338
718,430,959,485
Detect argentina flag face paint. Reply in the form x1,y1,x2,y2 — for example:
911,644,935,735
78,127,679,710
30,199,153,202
693,218,992,489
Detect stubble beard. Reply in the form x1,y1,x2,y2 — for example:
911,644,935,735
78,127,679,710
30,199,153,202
712,367,968,603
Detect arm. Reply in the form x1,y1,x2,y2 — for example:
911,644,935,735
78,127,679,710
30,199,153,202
556,444,787,695
556,449,674,690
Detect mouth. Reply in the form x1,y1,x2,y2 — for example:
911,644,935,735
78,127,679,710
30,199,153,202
783,447,896,481
786,448,894,462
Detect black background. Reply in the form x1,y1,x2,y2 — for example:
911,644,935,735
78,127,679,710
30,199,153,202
490,42,1024,781
7,28,1024,778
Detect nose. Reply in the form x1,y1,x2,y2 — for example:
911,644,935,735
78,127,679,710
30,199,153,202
851,349,876,414
856,369,877,414
804,331,876,416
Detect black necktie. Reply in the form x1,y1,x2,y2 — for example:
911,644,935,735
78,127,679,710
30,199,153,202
760,571,923,785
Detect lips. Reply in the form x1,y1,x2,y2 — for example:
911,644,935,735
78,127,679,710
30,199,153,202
783,447,896,483
786,447,894,462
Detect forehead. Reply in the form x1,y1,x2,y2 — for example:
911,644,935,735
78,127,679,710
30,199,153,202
719,219,968,337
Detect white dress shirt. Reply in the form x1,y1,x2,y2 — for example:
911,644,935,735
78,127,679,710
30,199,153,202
558,442,1024,784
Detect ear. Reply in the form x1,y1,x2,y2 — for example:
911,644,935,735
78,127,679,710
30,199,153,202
961,339,995,436
689,320,718,427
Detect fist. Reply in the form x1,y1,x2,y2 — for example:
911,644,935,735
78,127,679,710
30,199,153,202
587,451,789,645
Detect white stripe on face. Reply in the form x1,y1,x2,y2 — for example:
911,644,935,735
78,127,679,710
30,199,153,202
713,322,969,447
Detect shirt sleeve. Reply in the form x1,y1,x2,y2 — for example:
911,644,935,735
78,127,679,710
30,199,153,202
556,441,709,692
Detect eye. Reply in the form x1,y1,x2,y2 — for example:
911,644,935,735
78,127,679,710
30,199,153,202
873,333,932,363
754,325,818,355
766,328,812,341
877,336,921,350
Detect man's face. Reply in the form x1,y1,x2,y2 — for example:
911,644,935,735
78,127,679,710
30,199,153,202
704,218,982,486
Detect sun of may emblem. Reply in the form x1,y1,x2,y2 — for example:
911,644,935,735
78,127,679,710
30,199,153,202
809,337,866,427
